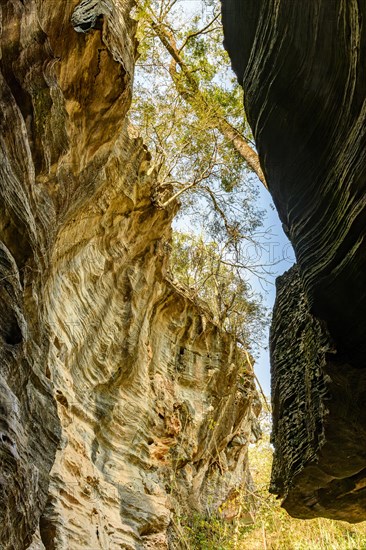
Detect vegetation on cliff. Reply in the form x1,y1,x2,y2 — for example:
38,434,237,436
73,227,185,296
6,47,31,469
169,232,266,349
175,405,366,549
131,1,366,547
132,0,273,358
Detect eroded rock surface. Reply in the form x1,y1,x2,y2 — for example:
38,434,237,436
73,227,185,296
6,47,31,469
0,0,259,547
222,0,366,522
271,267,366,520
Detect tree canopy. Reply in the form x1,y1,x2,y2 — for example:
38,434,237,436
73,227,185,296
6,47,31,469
131,0,271,354
169,232,267,349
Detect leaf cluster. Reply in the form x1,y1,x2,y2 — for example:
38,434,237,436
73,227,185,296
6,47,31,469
132,0,262,240
169,231,267,350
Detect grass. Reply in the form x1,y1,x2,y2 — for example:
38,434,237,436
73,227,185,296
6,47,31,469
175,421,366,549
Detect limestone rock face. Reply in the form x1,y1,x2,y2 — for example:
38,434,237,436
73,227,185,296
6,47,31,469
222,0,366,522
0,0,259,547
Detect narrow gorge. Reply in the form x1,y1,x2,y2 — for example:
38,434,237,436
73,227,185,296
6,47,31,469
2,0,366,547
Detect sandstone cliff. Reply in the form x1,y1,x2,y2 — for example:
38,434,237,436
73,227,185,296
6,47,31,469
0,0,260,548
222,0,366,522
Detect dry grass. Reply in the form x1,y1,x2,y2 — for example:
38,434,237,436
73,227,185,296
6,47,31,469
238,437,366,550
239,507,366,550
178,430,366,549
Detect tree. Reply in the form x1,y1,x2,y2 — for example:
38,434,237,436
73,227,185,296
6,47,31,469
169,232,267,350
131,0,276,288
134,0,267,188
130,0,280,362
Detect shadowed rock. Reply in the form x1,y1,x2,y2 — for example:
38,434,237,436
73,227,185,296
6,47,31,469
222,0,366,521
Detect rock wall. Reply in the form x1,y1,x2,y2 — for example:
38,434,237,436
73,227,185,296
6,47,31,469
0,0,259,547
222,0,366,522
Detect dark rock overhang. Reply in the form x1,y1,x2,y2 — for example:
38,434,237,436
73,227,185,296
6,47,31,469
222,0,366,521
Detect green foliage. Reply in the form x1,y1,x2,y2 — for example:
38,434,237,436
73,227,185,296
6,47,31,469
169,231,266,349
174,407,366,549
132,0,266,274
183,513,236,550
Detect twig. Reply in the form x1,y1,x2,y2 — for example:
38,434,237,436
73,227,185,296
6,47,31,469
171,517,191,550
262,521,268,550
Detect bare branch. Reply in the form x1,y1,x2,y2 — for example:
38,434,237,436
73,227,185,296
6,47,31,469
159,143,217,207
243,349,271,412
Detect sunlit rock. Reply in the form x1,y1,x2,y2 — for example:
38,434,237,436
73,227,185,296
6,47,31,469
0,0,259,546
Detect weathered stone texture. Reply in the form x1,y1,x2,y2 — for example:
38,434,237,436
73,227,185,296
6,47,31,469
0,0,259,547
271,267,366,520
222,0,366,522
270,266,331,501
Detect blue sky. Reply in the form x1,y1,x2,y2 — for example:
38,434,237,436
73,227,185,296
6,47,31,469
136,0,295,396
248,182,294,395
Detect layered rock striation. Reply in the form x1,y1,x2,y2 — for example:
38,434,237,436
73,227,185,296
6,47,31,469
222,0,366,521
0,0,259,547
